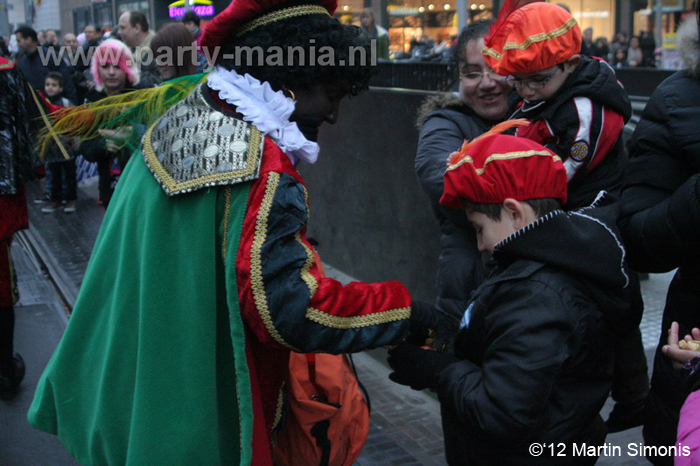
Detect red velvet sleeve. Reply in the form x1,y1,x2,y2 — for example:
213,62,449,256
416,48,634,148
236,142,411,353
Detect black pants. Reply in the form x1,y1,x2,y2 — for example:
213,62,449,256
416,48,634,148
49,159,78,202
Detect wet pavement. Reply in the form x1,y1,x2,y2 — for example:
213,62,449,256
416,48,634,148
0,179,671,465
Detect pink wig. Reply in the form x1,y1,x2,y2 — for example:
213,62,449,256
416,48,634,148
90,39,140,91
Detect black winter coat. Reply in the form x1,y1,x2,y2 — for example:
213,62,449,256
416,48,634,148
438,194,634,465
415,94,493,321
16,46,77,102
619,22,700,458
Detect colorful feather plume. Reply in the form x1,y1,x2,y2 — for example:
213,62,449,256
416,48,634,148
39,73,208,156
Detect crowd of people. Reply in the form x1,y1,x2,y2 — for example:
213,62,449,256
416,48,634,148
0,11,209,212
0,0,698,465
402,26,660,66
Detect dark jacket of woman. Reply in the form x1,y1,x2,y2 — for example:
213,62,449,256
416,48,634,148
414,94,494,322
618,17,700,462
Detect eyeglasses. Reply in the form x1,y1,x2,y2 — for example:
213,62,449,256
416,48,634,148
505,67,561,90
459,69,504,84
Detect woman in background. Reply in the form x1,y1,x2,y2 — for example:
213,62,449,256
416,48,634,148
151,23,200,81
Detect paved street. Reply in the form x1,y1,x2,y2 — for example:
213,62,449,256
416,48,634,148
0,179,671,465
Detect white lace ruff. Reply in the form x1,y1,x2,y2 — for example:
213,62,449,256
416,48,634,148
207,66,319,165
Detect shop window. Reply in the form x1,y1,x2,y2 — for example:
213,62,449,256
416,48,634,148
117,0,150,18
557,0,615,42
73,6,91,35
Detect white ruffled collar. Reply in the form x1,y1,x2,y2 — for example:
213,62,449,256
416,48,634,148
207,66,319,165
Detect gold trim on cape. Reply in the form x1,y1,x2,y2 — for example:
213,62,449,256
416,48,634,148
143,84,264,196
250,172,299,350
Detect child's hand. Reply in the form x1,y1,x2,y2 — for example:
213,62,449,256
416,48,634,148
104,139,121,153
662,321,700,370
99,127,132,143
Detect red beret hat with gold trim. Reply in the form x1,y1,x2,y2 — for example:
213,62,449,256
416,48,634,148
201,0,337,52
482,1,581,76
440,120,568,208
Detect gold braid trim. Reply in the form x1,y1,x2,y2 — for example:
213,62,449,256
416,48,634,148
143,120,263,195
236,5,331,37
0,60,14,70
251,172,298,350
271,382,286,432
446,150,559,174
306,306,411,330
482,17,578,61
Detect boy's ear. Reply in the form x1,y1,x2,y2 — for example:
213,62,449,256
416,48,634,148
566,54,581,70
502,198,528,230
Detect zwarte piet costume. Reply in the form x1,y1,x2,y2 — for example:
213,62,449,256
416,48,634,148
28,2,413,464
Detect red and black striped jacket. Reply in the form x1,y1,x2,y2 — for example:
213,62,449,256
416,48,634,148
509,56,632,208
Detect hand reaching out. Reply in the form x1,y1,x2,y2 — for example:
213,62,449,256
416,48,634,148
99,127,133,153
662,321,700,370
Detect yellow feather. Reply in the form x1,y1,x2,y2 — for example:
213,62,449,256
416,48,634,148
39,73,208,156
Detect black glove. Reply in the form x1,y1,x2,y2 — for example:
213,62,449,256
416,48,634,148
387,344,460,391
408,300,458,352
410,300,441,330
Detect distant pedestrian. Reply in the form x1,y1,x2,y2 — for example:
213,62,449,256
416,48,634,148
151,23,199,80
627,36,644,67
76,24,103,75
0,56,41,399
609,31,628,63
593,36,610,59
580,27,595,55
483,0,648,433
614,48,628,67
117,11,161,87
41,72,78,214
14,25,77,102
181,10,207,71
80,39,140,209
360,8,389,60
639,30,656,67
181,10,202,47
43,29,58,49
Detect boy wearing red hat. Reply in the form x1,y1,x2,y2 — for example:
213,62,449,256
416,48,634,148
483,1,631,209
388,124,636,465
482,1,647,434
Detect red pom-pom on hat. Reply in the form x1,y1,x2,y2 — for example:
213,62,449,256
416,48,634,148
201,0,337,53
440,128,568,208
482,1,581,76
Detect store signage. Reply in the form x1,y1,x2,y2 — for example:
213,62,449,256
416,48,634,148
168,0,214,18
387,6,420,15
